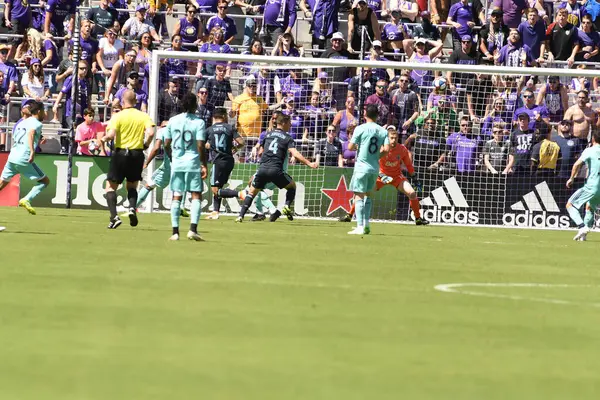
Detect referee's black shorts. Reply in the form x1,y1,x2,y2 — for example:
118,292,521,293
252,167,293,190
107,148,145,184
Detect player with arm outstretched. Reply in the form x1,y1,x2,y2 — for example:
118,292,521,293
163,93,208,241
0,101,49,216
236,113,318,223
566,130,600,241
205,107,245,220
346,104,390,235
340,126,429,226
136,124,189,216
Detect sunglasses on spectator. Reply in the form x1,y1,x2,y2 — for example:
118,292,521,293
376,85,387,88
0,49,8,54
187,9,197,13
107,31,116,36
218,6,227,9
492,130,502,133
425,121,435,124
199,91,208,94
461,41,471,44
327,129,336,132
399,79,409,83
523,94,533,98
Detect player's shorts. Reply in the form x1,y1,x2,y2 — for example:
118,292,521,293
148,164,170,189
210,157,235,187
1,161,45,182
376,174,407,191
107,149,145,184
252,168,293,190
171,171,203,194
568,188,600,210
349,171,378,193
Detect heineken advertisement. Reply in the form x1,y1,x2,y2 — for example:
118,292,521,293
12,154,587,229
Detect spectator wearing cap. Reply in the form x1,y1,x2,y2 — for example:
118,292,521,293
479,9,509,64
543,8,578,67
557,0,587,27
483,122,510,173
4,0,32,58
518,8,547,61
271,32,303,57
405,37,444,96
316,125,344,167
536,76,569,123
196,86,213,128
281,97,307,141
551,119,587,177
319,32,353,110
122,4,160,41
44,0,76,39
203,64,234,108
173,4,203,48
86,0,118,37
275,69,312,108
495,29,535,67
492,0,528,29
382,10,409,56
205,0,238,44
259,0,297,47
390,73,420,139
365,40,391,82
447,0,477,51
308,0,340,50
113,71,148,112
348,0,380,53
365,79,392,126
506,112,535,174
21,58,50,105
230,76,268,138
76,108,107,156
410,11,442,43
313,71,336,109
446,34,478,91
158,77,182,126
53,61,90,153
531,126,562,176
512,88,549,130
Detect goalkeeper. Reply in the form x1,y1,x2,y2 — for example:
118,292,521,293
340,126,429,225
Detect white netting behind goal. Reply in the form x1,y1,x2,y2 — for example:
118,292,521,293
145,51,598,229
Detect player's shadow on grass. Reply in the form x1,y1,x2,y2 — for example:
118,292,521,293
5,231,56,235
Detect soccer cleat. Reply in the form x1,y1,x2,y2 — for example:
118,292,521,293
238,190,246,201
18,199,36,215
573,226,590,241
235,216,243,223
205,211,220,220
252,213,266,222
364,226,371,235
270,209,282,222
339,213,352,222
128,208,139,227
0,226,5,232
168,233,180,241
187,231,204,241
578,233,588,242
348,227,365,235
415,218,430,226
180,208,190,218
107,216,122,229
282,206,294,221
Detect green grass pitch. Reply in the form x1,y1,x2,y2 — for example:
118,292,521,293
1,207,600,399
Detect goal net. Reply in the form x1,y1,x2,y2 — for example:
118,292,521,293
145,50,598,229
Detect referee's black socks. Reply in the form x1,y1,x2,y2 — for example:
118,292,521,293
107,191,118,219
128,188,138,211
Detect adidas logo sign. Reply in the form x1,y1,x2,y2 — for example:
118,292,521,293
503,181,570,228
414,177,479,224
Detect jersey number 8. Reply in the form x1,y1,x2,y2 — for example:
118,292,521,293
368,137,379,154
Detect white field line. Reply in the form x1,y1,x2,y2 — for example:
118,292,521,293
434,283,600,308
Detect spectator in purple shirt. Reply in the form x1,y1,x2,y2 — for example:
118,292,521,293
198,27,232,77
517,7,546,61
495,29,535,67
197,0,218,13
113,71,148,112
575,14,599,61
365,79,393,126
260,0,297,47
512,88,549,130
447,0,476,50
0,44,18,96
310,0,339,50
44,0,76,39
382,10,407,56
4,0,31,58
205,1,237,44
42,35,59,91
492,0,528,28
276,68,311,107
446,117,481,173
479,9,510,64
173,4,203,48
73,20,99,75
271,32,303,57
342,124,357,166
557,0,587,27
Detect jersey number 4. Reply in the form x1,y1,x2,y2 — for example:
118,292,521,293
268,138,279,154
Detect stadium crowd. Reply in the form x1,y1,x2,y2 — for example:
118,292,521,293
0,0,599,177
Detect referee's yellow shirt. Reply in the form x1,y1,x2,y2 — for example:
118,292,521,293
109,108,155,150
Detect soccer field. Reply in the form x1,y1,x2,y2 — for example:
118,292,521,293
1,207,599,399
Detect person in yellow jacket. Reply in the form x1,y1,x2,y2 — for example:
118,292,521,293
148,0,174,39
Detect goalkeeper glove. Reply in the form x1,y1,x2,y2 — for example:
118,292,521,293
410,174,423,195
378,173,393,184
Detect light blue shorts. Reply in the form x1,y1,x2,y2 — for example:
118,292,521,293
150,165,170,189
568,188,600,210
1,161,45,182
170,171,203,194
349,171,377,194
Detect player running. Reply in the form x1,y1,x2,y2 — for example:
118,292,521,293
236,113,317,222
205,107,245,220
566,130,600,241
0,101,49,215
163,93,207,241
339,126,429,226
347,104,390,235
136,124,189,216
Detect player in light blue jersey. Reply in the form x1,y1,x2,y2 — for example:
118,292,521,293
566,130,600,241
136,125,189,217
0,101,49,215
163,93,207,241
347,104,390,235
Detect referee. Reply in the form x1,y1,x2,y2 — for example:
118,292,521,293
101,90,155,229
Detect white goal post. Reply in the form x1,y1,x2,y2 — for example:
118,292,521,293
144,50,599,229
